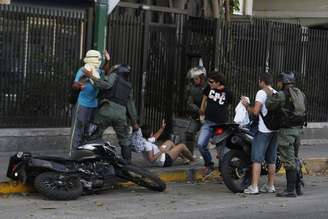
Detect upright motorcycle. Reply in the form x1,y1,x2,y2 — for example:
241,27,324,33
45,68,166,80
6,141,166,200
211,123,282,193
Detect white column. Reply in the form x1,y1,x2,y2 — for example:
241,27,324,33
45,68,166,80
244,0,253,16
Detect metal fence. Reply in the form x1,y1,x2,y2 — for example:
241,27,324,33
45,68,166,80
107,5,187,129
1,3,328,128
0,4,87,127
174,17,328,122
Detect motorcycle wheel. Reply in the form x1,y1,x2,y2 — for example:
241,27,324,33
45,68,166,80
221,150,250,193
119,165,166,192
34,171,83,200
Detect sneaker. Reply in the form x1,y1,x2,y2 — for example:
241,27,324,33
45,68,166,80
203,166,215,179
260,184,276,193
244,185,259,194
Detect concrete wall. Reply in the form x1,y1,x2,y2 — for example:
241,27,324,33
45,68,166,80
0,127,118,154
0,123,327,154
253,0,328,26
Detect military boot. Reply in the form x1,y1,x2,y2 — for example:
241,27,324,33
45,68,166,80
121,145,132,164
276,169,297,198
295,177,304,196
295,159,304,196
295,171,304,196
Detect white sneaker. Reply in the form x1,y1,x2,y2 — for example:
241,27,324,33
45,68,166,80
244,185,259,194
260,184,276,193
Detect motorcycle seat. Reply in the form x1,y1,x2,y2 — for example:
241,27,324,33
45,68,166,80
240,127,255,137
70,149,101,161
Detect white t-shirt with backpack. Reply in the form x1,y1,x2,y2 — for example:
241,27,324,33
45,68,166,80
256,87,277,133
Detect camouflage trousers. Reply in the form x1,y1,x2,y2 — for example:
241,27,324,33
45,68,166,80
277,127,302,171
91,103,132,161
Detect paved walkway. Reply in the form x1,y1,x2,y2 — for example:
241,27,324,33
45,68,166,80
1,143,328,182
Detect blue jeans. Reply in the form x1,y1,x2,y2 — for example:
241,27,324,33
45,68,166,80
251,131,278,164
197,120,217,167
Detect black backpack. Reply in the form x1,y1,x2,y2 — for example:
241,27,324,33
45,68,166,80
260,110,281,131
67,71,87,105
261,87,307,130
67,81,80,105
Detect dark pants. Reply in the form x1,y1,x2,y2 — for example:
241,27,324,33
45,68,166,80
185,118,201,154
71,104,96,150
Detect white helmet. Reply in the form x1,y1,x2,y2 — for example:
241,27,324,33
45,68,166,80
188,66,206,79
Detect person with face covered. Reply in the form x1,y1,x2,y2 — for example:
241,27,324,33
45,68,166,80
70,50,110,155
84,64,138,164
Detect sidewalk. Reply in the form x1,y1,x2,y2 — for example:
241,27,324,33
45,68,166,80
1,143,328,194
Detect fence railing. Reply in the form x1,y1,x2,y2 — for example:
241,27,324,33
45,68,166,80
0,3,87,127
107,6,187,129
1,3,327,128
175,17,328,122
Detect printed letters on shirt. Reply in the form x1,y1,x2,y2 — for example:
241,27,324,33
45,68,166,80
208,90,226,105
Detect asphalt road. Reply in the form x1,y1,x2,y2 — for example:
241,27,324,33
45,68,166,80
1,176,328,219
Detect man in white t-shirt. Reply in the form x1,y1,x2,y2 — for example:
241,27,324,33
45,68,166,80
241,72,278,194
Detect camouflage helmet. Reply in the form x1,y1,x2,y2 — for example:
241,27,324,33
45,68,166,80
278,71,295,84
110,64,131,78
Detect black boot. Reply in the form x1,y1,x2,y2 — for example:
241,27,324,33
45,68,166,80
295,175,303,196
277,169,297,198
121,145,132,164
295,160,304,196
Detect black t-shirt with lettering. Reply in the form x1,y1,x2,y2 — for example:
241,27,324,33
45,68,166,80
203,85,233,124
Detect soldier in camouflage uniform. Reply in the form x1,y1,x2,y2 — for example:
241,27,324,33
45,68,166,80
185,66,207,154
264,71,306,197
85,64,138,163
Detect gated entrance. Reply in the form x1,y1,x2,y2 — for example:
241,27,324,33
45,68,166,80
107,5,186,129
0,3,90,127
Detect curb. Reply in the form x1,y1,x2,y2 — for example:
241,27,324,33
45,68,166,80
1,158,327,195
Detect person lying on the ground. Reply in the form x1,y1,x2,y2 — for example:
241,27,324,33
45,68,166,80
139,121,195,167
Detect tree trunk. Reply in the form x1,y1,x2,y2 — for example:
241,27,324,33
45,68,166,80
185,0,202,17
203,0,213,17
172,0,187,9
218,0,223,18
224,0,231,22
211,0,220,18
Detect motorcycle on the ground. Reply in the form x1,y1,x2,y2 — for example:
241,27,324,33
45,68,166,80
6,141,166,200
212,123,282,193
